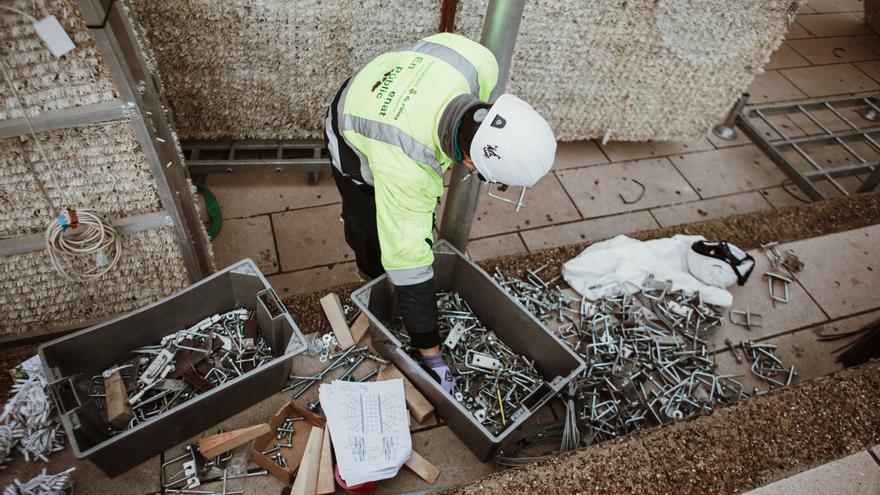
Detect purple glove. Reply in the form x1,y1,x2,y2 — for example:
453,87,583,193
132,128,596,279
421,353,455,393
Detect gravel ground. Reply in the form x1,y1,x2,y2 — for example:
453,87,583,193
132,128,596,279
444,360,880,495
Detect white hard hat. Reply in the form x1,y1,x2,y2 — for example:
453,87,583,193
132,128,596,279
469,94,556,187
686,241,755,289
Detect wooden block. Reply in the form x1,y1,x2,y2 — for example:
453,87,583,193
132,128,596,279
103,367,133,430
320,293,355,349
252,401,326,485
316,425,334,494
349,312,370,345
378,364,434,423
404,449,440,485
199,423,271,459
291,426,323,495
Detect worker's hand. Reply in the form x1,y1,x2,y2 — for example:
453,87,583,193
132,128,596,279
421,352,455,393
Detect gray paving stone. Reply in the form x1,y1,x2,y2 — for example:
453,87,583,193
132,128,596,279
469,173,581,238
795,12,873,37
758,186,811,209
788,36,879,65
649,191,771,228
669,145,787,198
765,42,812,70
519,211,658,251
211,215,279,275
272,204,352,272
781,63,880,97
467,233,527,261
556,158,699,219
268,262,360,297
707,247,828,351
785,224,880,318
743,451,880,495
205,171,339,219
374,426,497,494
554,140,609,169
747,71,808,103
598,138,714,163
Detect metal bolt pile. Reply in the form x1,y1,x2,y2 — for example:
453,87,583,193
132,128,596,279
161,443,267,493
392,291,545,435
92,308,274,433
495,269,753,448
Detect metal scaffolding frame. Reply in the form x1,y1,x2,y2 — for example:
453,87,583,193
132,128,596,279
736,93,880,201
181,139,328,185
74,0,213,282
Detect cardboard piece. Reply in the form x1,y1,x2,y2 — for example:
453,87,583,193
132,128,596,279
404,449,440,485
253,401,326,485
378,364,434,423
291,426,323,495
316,426,335,494
199,423,271,459
320,293,355,349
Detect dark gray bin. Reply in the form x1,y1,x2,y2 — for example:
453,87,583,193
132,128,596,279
39,259,307,477
351,240,585,460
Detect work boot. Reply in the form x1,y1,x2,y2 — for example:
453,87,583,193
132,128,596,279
421,353,455,393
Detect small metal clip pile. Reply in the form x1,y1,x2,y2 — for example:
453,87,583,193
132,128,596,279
742,341,797,388
761,241,804,305
93,308,274,433
496,268,747,447
2,467,75,495
161,443,266,493
392,291,546,435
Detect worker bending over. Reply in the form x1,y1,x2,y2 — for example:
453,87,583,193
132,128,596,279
325,33,556,393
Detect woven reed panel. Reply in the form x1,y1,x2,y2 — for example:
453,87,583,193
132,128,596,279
129,0,794,142
0,227,189,336
0,121,163,238
0,0,117,121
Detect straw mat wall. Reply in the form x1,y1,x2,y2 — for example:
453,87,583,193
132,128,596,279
129,0,796,142
1,1,193,336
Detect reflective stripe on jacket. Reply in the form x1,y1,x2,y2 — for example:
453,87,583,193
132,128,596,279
329,33,498,285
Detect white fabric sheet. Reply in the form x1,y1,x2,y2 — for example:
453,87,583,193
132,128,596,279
562,234,733,307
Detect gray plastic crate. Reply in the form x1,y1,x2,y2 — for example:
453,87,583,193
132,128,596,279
351,240,585,460
39,259,307,477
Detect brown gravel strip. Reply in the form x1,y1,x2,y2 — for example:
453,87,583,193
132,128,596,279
445,361,880,495
282,192,880,331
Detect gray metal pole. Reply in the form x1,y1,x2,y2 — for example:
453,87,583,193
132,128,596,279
439,0,526,251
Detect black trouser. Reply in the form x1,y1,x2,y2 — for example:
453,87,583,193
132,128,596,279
329,167,384,279
325,84,440,349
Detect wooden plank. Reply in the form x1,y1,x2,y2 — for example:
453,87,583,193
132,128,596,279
320,293,355,349
291,426,324,495
316,425,334,494
349,313,370,345
378,364,434,423
198,424,271,459
404,449,440,485
103,366,133,429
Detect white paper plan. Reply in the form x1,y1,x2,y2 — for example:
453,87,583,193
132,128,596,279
319,378,411,486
